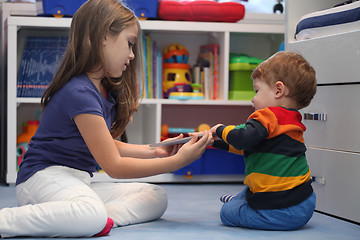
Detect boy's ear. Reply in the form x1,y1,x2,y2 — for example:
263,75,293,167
274,81,286,98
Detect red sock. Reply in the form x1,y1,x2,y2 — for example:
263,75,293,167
93,218,114,237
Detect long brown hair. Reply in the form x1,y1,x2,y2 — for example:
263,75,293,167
41,0,142,138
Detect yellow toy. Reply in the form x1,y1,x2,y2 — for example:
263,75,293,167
162,43,204,99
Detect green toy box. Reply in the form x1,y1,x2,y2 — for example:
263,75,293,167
228,54,263,100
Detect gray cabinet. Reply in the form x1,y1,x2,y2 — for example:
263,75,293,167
286,0,360,223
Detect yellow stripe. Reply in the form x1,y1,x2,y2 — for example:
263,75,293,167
222,125,236,144
244,171,311,193
229,145,243,155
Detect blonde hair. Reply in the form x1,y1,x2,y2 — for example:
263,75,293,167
41,0,142,138
251,51,317,109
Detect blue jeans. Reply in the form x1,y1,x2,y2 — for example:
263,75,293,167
220,187,316,230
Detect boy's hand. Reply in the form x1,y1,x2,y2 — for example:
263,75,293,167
210,124,224,137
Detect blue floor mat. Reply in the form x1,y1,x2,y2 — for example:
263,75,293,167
1,182,359,239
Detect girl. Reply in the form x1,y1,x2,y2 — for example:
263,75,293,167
0,0,213,238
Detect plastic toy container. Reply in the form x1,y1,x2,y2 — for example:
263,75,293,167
42,0,86,17
174,148,245,176
123,0,159,19
228,54,263,100
16,120,39,144
42,0,158,18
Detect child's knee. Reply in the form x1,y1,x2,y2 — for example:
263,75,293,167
220,202,241,227
220,210,235,226
127,183,168,222
73,198,108,235
151,184,168,201
145,184,168,217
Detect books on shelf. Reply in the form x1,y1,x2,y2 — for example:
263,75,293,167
16,35,219,100
17,36,67,98
139,36,219,100
139,33,163,99
195,43,219,100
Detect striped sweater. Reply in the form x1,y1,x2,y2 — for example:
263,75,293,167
213,107,313,209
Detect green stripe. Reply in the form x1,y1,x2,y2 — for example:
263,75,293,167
245,153,309,177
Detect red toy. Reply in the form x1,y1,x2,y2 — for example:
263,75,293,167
158,0,245,23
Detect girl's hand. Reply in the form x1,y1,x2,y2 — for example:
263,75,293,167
188,131,214,146
154,134,184,157
175,130,213,169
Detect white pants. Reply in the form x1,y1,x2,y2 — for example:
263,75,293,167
0,166,168,238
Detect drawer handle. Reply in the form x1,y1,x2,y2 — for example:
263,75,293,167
312,176,326,185
304,113,327,121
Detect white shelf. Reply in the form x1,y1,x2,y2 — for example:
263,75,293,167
8,16,72,28
151,99,252,106
17,97,41,104
4,15,284,184
17,97,252,106
8,13,284,33
92,172,245,183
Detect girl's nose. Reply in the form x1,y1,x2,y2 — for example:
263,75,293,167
129,49,135,60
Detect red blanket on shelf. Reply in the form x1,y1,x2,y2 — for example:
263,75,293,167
158,0,245,23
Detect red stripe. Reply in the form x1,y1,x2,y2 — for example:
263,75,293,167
268,107,306,131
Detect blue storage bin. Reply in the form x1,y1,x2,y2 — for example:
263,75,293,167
42,0,158,18
174,148,245,176
123,0,159,19
42,0,86,17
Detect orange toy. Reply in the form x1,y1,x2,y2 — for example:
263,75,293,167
17,120,39,144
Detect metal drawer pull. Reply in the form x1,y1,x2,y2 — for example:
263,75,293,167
304,113,327,121
312,176,326,185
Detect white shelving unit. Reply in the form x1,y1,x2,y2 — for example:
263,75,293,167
4,14,284,184
286,0,360,223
